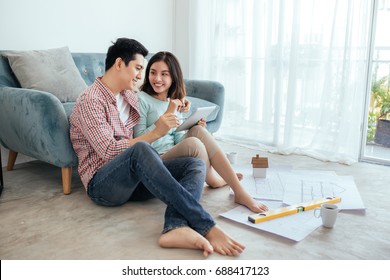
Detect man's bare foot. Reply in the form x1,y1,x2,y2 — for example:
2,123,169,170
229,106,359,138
234,190,269,213
205,225,245,256
159,227,214,257
208,173,244,189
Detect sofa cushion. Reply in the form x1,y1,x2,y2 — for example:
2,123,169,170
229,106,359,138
4,47,87,102
62,102,76,119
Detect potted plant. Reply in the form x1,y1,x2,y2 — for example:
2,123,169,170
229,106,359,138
369,76,390,147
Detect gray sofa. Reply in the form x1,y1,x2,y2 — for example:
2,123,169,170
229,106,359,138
0,51,224,194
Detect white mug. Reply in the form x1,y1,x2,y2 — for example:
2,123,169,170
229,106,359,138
226,152,238,164
314,203,339,228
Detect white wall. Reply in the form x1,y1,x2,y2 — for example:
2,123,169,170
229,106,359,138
173,0,190,77
0,0,174,53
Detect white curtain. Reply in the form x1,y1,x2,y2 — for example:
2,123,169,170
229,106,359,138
188,0,372,164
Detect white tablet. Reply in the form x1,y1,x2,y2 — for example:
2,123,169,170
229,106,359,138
176,106,217,132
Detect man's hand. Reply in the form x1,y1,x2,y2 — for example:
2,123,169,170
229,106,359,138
153,113,180,137
129,113,179,147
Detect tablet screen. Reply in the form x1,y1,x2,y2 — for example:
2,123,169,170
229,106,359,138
176,106,217,132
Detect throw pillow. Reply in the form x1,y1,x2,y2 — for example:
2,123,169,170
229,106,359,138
4,46,87,102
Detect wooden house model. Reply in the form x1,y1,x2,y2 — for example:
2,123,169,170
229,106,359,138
251,154,269,178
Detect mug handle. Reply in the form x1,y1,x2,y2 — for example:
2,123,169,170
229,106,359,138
314,207,321,218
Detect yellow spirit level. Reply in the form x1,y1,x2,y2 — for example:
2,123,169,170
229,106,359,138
248,197,341,224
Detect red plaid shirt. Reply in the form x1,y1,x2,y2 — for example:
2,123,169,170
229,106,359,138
69,77,140,189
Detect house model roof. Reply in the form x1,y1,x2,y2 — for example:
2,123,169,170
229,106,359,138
251,154,269,168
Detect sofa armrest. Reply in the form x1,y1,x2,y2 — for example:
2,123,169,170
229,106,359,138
184,79,225,133
0,87,77,167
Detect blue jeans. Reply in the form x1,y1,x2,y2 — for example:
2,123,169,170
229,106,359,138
87,141,216,236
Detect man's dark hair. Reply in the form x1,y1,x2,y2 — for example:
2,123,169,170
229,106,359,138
105,38,148,71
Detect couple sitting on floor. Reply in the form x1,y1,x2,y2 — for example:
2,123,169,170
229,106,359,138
69,37,268,257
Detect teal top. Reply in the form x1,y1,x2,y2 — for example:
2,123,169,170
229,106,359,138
134,91,186,154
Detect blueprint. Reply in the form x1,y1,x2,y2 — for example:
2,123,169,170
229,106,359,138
231,164,365,210
231,165,289,201
280,172,365,210
222,164,366,241
220,203,322,242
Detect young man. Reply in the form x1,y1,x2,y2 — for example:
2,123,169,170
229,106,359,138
69,38,245,256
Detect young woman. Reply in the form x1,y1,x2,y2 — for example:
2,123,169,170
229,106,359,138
134,51,268,213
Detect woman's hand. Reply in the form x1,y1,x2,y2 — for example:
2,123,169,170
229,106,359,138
179,98,191,113
197,118,207,128
166,99,184,114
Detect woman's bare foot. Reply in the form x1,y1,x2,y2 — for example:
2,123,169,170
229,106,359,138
234,190,269,213
159,227,214,257
205,225,245,256
208,173,244,189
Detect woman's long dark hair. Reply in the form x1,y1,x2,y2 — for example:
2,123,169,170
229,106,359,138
141,51,186,100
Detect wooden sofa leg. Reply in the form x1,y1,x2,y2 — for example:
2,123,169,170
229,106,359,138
7,150,18,171
61,166,72,195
